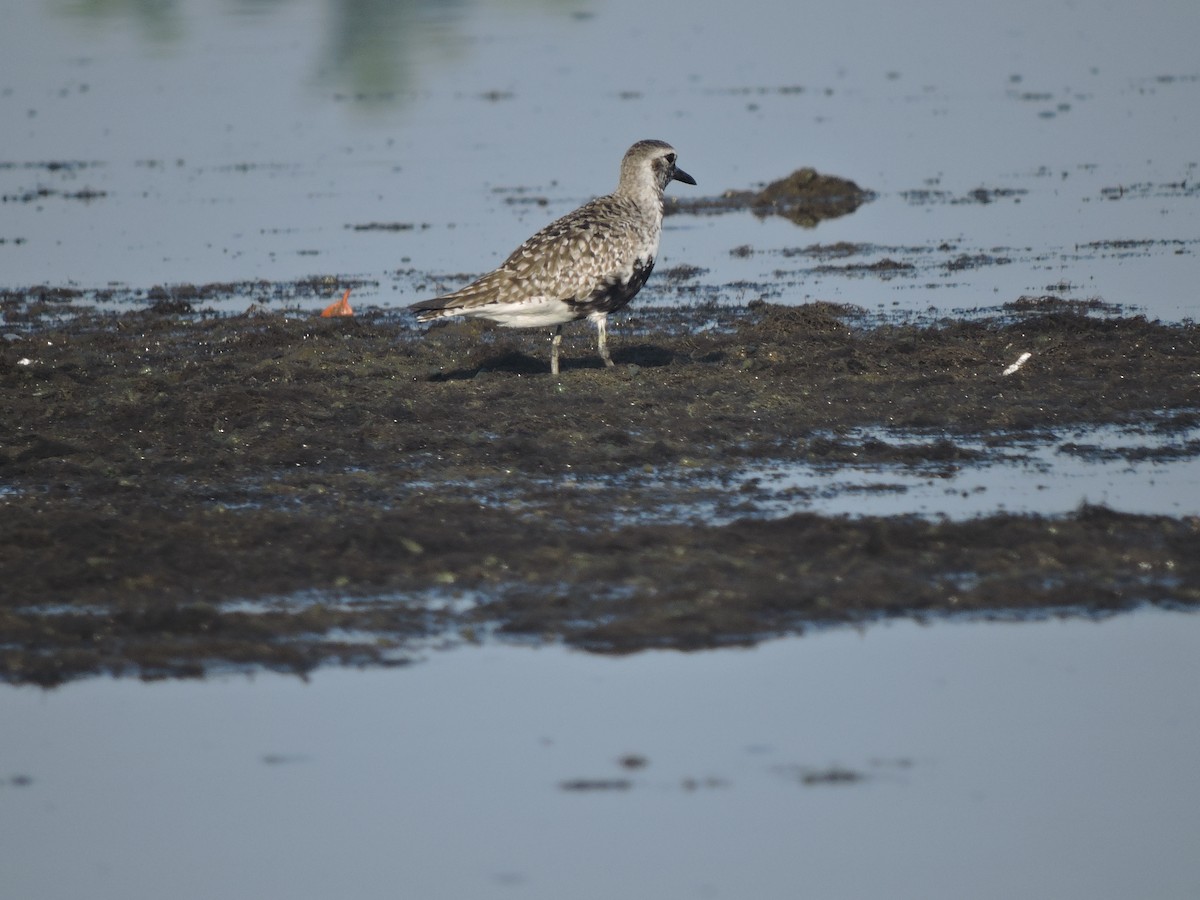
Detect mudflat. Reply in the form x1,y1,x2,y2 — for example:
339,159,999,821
2,288,1198,685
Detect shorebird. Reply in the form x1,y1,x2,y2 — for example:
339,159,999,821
409,139,695,375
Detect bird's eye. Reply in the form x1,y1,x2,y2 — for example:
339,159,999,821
666,153,676,165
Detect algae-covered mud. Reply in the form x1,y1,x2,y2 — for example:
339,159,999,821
665,167,873,226
3,292,1197,685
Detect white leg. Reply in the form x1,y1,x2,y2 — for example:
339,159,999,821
550,326,563,375
596,316,614,367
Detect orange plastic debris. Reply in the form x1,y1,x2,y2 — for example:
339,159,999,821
320,289,354,317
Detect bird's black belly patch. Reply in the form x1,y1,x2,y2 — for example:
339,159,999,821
567,256,656,316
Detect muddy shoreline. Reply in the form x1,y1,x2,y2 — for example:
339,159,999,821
2,290,1198,686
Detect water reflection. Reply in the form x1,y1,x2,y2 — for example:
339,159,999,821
57,0,185,43
55,0,578,101
319,0,472,102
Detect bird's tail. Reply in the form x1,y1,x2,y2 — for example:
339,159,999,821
408,280,500,322
407,297,457,323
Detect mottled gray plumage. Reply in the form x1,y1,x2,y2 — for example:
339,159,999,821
409,140,695,374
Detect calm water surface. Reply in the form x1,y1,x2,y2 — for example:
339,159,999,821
3,0,1198,316
3,610,1199,900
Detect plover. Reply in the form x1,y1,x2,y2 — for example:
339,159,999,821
409,139,695,375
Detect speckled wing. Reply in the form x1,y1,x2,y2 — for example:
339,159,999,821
411,194,654,325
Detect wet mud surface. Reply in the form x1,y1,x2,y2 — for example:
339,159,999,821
2,287,1199,685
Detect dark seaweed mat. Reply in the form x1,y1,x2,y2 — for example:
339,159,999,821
2,297,1198,685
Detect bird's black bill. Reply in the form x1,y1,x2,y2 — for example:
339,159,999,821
672,166,696,186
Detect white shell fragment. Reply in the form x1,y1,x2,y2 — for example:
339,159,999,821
1002,351,1032,376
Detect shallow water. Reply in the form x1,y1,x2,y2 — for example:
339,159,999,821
724,423,1200,521
3,609,1198,900
3,0,1198,317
